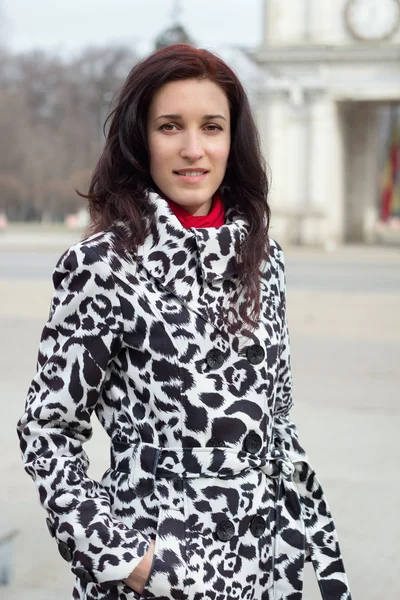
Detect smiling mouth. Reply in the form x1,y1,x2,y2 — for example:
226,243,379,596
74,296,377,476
173,169,209,176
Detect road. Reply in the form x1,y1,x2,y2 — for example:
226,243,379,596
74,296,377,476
1,248,399,293
0,240,399,600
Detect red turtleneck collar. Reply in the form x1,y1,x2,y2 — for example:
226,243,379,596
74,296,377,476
166,195,225,229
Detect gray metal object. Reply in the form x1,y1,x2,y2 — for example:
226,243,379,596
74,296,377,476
0,530,18,586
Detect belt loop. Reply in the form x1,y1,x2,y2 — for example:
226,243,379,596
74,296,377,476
110,440,160,498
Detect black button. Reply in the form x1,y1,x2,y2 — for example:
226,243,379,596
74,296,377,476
250,515,266,538
58,541,73,562
72,567,95,583
46,518,55,538
270,462,281,478
206,349,224,370
246,344,265,365
244,432,262,454
215,519,235,542
206,437,226,448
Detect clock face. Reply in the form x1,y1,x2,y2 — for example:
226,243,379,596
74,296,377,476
345,0,400,40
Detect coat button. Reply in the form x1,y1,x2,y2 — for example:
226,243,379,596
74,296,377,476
270,462,281,478
250,515,266,538
58,541,73,562
215,519,235,542
206,437,226,448
72,567,95,583
244,432,262,454
246,344,265,365
46,518,55,538
206,349,224,370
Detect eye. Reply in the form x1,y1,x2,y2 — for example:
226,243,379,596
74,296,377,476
159,123,178,132
204,124,223,132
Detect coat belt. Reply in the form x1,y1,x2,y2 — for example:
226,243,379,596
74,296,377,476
110,440,298,493
109,440,351,599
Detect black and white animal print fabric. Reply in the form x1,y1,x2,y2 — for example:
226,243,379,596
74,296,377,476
17,194,352,600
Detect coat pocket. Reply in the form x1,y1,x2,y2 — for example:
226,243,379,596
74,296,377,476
120,505,187,600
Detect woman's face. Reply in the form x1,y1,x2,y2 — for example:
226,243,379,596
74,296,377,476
147,78,231,216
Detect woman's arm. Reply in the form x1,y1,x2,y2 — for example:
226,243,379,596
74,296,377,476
16,244,151,586
272,245,307,461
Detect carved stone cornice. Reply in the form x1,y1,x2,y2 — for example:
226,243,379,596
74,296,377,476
249,43,400,64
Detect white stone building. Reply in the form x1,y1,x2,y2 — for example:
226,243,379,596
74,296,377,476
248,0,400,246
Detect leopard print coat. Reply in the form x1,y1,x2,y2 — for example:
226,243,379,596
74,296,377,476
17,194,352,600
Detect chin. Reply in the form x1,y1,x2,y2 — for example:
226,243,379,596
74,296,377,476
170,190,215,207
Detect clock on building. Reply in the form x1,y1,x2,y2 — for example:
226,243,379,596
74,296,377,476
344,0,400,40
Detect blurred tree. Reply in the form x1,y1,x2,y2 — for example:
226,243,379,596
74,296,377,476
0,173,29,220
0,45,138,221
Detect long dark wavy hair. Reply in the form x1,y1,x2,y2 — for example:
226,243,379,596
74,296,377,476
81,44,270,325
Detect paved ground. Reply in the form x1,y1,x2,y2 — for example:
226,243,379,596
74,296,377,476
0,234,399,599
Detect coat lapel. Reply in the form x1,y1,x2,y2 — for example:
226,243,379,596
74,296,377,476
136,194,249,332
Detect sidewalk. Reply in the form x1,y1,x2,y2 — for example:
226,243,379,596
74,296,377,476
0,230,81,251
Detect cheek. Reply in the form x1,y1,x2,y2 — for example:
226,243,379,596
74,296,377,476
212,145,230,172
148,138,174,171
209,134,230,167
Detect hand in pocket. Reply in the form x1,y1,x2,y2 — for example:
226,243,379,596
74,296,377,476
124,540,156,594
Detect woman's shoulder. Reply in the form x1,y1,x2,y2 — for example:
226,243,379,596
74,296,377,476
52,227,122,289
268,237,283,256
266,237,286,270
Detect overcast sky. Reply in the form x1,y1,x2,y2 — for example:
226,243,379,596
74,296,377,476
3,0,263,57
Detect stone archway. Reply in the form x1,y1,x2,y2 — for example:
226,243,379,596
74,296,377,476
251,0,400,246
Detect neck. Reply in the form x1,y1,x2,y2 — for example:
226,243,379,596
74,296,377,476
165,195,225,229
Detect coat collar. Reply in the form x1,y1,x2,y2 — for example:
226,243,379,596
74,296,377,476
137,193,249,300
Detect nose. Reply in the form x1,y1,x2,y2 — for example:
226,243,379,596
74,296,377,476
180,131,205,162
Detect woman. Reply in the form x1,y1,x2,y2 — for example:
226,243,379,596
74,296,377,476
17,45,352,600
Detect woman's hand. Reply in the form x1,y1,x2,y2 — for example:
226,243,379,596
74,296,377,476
124,540,155,594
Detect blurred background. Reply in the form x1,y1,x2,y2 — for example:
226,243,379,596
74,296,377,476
0,0,399,243
0,1,399,599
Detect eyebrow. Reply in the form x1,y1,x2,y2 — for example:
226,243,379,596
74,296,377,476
155,113,227,121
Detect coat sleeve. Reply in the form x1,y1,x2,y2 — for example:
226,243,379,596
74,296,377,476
16,244,151,585
272,244,307,462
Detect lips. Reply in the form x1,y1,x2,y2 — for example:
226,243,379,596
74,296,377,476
173,169,209,184
173,169,209,176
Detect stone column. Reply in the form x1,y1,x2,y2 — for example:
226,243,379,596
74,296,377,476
308,0,341,43
302,94,345,246
363,104,380,243
285,89,310,243
262,0,308,45
256,88,291,242
342,102,380,243
256,85,312,245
